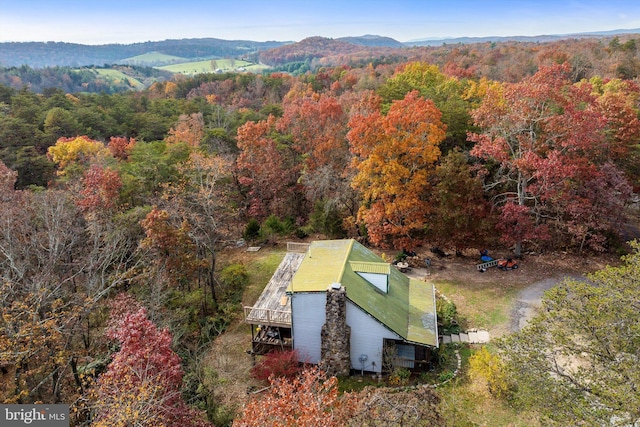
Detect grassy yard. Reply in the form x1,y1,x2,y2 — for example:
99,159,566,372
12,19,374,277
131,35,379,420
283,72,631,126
437,374,540,427
433,278,519,335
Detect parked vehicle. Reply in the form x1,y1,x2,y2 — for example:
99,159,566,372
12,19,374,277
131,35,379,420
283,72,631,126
497,258,518,270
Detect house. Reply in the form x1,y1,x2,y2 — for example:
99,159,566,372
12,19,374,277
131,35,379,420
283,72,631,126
244,239,438,376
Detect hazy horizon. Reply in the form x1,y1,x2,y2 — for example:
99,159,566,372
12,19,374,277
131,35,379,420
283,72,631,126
1,0,640,45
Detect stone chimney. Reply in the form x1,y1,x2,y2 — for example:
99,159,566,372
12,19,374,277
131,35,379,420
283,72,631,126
319,283,351,377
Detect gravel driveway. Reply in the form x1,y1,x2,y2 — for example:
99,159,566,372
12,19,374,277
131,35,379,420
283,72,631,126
510,275,586,332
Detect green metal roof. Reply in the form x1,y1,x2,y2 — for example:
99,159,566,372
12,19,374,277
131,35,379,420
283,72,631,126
287,239,437,347
287,239,352,293
350,261,391,275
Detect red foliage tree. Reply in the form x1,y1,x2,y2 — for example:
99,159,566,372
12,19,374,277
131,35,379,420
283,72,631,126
469,63,632,254
278,93,359,230
76,164,122,215
279,93,348,175
249,350,304,382
236,115,303,220
92,294,210,427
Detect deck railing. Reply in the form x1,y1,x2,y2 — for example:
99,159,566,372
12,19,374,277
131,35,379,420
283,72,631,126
287,242,310,253
244,306,292,327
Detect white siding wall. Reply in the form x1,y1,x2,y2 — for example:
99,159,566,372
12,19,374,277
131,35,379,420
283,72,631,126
346,300,400,374
291,292,326,364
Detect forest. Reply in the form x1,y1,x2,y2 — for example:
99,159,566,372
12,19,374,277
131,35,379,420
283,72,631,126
1,33,640,426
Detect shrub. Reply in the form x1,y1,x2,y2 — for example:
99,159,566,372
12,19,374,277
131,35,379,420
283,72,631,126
250,350,302,382
295,226,309,239
244,218,261,240
437,371,454,383
220,264,249,288
219,263,249,303
468,346,511,398
390,367,412,386
436,344,456,368
436,297,460,333
262,214,288,235
394,251,408,263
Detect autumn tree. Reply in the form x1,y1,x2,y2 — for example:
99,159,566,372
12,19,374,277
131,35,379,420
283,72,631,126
92,294,210,427
591,77,640,188
140,206,204,289
348,90,446,248
107,136,136,161
236,115,304,221
469,63,632,255
426,149,493,253
278,92,357,235
162,150,236,303
76,164,122,216
47,135,109,177
166,113,205,148
233,367,353,427
496,242,640,425
377,62,474,152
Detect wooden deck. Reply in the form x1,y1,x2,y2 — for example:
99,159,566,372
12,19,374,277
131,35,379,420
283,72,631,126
243,250,306,328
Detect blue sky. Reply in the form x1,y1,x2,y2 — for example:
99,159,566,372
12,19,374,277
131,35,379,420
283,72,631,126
1,0,640,44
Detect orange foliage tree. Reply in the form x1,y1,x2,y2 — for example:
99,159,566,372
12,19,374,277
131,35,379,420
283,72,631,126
140,207,204,288
348,90,446,248
107,136,136,161
166,113,205,148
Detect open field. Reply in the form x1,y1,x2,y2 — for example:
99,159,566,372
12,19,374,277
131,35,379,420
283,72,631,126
91,68,145,89
157,59,270,75
121,51,186,66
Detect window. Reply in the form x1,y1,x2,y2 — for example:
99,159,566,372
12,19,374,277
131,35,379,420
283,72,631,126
350,261,390,293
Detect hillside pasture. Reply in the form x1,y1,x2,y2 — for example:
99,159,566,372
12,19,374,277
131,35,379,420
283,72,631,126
158,59,270,75
120,51,186,66
87,68,145,89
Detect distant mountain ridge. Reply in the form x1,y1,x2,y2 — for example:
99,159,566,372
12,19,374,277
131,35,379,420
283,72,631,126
1,29,639,68
406,28,640,46
0,38,288,68
337,35,405,48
